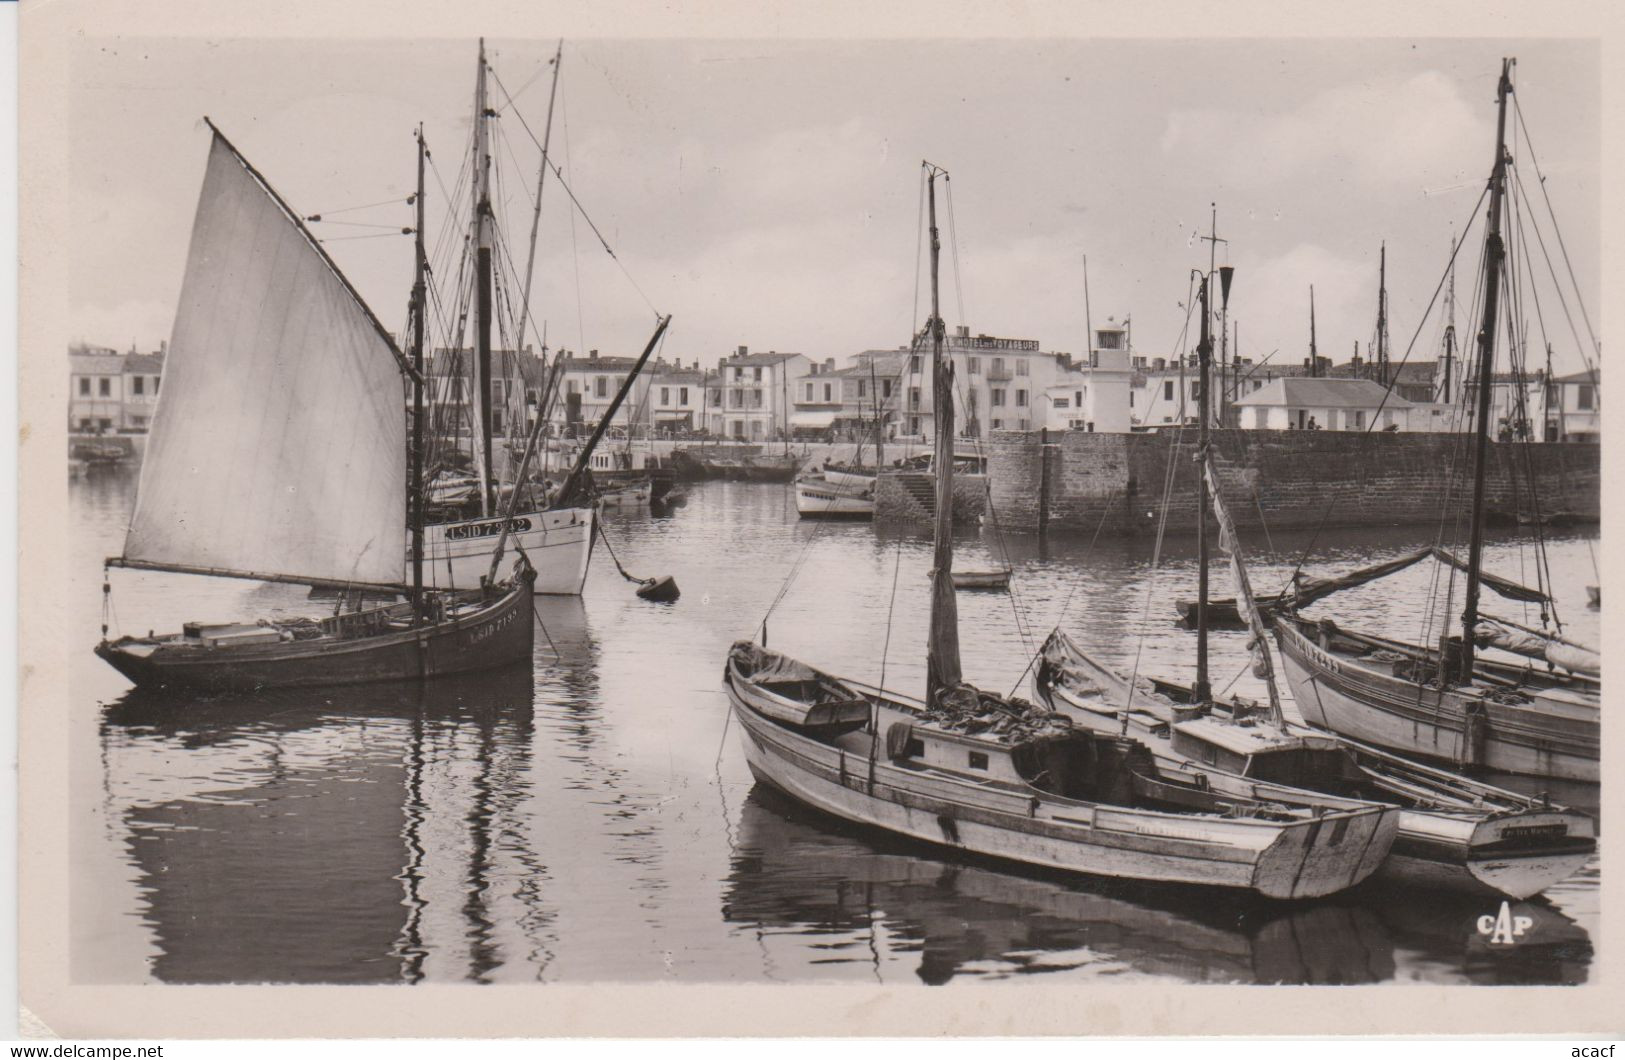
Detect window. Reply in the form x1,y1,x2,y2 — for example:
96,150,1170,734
992,418,1003,429
131,415,147,427
750,420,763,439
1016,360,1028,376
78,378,89,395
99,418,112,430
858,380,867,398
1163,380,1174,401
730,390,743,409
679,387,689,405
1350,410,1365,429
753,366,762,382
992,357,1004,375
1191,380,1200,397
823,383,832,402
805,383,814,400
661,387,671,406
910,355,920,373
882,379,893,398
967,751,989,771
595,377,608,398
750,389,763,409
78,418,91,430
1076,389,1084,406
1016,389,1027,407
991,389,1005,407
968,358,980,375
710,389,722,407
1130,391,1135,407
909,387,921,410
494,380,505,403
1054,397,1070,409
1578,384,1596,410
1097,331,1124,351
99,378,111,397
132,376,144,395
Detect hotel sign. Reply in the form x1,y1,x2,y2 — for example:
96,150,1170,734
950,336,1040,352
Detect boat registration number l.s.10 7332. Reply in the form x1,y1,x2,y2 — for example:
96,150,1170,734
445,517,534,541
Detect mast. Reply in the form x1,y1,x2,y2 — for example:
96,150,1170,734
924,162,961,704
474,39,496,515
515,40,563,359
1193,271,1213,707
1309,286,1318,378
1457,57,1516,681
1376,242,1389,386
870,356,884,467
1442,233,1457,402
411,125,428,618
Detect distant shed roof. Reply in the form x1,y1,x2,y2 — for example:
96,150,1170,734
1233,377,1416,410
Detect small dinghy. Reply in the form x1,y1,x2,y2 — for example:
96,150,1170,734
950,569,1011,591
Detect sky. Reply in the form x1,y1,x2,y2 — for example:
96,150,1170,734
69,36,1600,378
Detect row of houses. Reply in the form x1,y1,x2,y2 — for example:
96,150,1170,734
69,330,1602,445
68,343,166,433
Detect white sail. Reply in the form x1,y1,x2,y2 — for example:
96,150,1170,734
124,133,408,587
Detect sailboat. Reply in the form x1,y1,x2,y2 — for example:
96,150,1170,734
795,361,886,518
1035,203,1594,899
419,42,668,595
1270,60,1601,784
724,163,1398,900
96,123,535,692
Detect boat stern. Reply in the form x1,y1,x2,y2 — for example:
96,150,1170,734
1253,805,1402,899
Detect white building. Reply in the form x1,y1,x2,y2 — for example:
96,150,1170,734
641,359,708,435
857,326,1064,441
68,343,166,433
711,348,812,441
1043,324,1134,433
1533,369,1600,442
1232,377,1413,431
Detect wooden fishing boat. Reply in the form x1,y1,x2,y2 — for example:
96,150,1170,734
1270,61,1601,785
728,643,1396,900
418,43,668,596
97,122,537,690
1275,615,1599,783
950,569,1011,591
1036,630,1595,898
726,163,1394,901
821,461,879,490
96,570,535,692
794,473,875,519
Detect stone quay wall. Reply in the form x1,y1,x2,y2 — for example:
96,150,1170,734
987,429,1601,535
875,471,989,524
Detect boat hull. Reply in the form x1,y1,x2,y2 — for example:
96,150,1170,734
1034,631,1595,899
821,464,878,490
1274,616,1599,783
95,577,536,692
423,506,595,595
728,676,1394,900
794,477,874,519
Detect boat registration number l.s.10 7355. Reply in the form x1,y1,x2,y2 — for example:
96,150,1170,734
445,517,534,541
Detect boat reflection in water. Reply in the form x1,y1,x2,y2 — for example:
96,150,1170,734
722,785,1590,986
101,663,540,984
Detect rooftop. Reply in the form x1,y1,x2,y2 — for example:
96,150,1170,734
721,351,805,367
1233,376,1417,410
1554,368,1601,385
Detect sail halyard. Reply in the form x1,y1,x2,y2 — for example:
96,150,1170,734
1458,57,1515,681
118,128,409,589
924,162,961,705
1193,271,1212,707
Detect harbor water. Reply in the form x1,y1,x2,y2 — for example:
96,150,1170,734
70,466,1600,985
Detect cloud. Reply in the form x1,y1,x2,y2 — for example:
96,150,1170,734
1160,72,1489,192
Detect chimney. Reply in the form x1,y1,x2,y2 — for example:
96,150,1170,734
589,349,599,360
825,357,835,372
737,345,748,357
956,325,969,339
1153,357,1166,371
